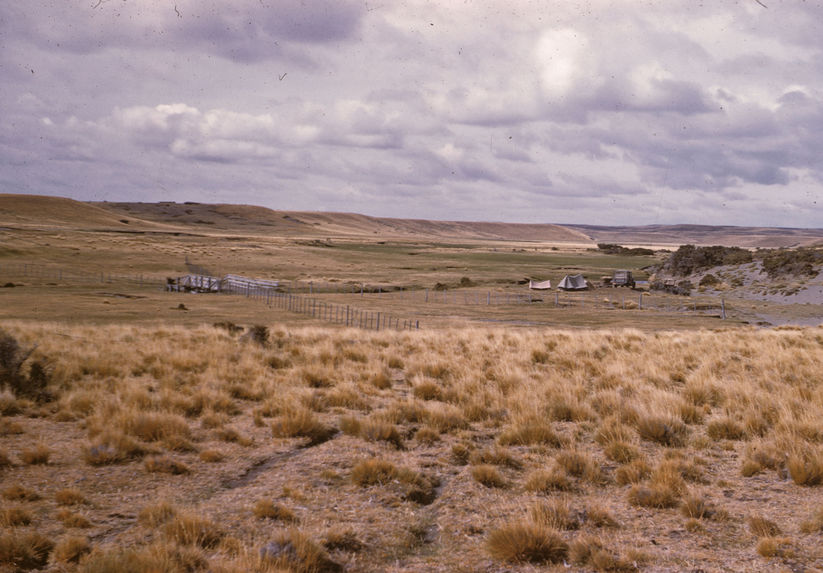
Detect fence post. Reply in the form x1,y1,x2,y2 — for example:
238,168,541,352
425,289,429,303
376,312,381,331
721,298,726,319
346,306,350,327
639,293,643,310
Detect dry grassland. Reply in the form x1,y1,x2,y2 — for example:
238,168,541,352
2,321,823,572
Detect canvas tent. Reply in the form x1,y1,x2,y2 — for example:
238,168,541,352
528,279,552,290
557,274,589,290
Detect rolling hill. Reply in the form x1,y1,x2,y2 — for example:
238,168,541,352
2,194,822,248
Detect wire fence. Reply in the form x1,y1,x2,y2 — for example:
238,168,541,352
1,262,726,326
0,261,160,287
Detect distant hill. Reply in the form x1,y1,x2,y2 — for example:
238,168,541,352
93,201,594,243
2,194,821,248
568,224,823,249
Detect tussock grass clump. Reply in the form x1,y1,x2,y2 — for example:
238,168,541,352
741,442,784,477
271,408,337,446
800,506,823,533
412,379,443,401
301,366,336,388
84,430,148,465
215,427,253,446
259,528,342,573
199,449,225,463
450,442,473,466
707,416,746,441
498,417,562,447
52,535,91,564
78,543,206,573
635,415,689,447
20,443,50,465
680,494,716,519
144,455,190,475
253,500,298,522
0,531,54,570
55,488,87,506
118,411,191,443
423,402,468,433
0,418,24,435
530,498,583,530
486,522,568,564
325,385,370,410
627,462,686,509
351,458,439,503
357,418,404,449
604,441,640,464
786,447,823,486
524,468,574,493
471,464,508,488
138,501,177,528
470,447,522,468
569,535,636,572
2,484,40,501
57,509,93,528
322,528,363,552
164,513,224,548
748,515,781,537
351,458,398,486
756,537,795,559
555,450,606,484
0,507,33,527
414,426,440,445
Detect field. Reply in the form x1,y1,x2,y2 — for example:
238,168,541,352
2,195,823,572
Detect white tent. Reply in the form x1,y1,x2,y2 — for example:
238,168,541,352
557,274,589,290
528,279,552,290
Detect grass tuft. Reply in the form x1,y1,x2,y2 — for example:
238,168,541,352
0,531,54,570
271,408,337,446
259,528,342,573
471,464,508,488
53,535,91,564
253,500,298,522
486,522,568,564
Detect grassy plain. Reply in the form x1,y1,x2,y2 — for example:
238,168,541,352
2,195,823,571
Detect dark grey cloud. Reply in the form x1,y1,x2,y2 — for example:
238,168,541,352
2,1,823,227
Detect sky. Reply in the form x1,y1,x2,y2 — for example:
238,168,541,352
2,1,823,228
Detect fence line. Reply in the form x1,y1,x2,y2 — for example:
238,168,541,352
1,262,725,323
0,261,160,287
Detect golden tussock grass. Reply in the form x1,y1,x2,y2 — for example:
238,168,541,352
0,507,33,527
20,443,50,465
54,488,87,506
2,484,41,501
52,535,91,564
485,522,568,564
0,531,54,570
259,528,342,573
253,500,298,523
3,321,823,571
56,509,93,529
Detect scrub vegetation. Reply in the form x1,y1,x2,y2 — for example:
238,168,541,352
1,322,823,571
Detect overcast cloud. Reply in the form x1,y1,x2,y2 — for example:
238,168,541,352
2,0,822,227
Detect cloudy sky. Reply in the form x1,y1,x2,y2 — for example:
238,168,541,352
2,1,822,227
